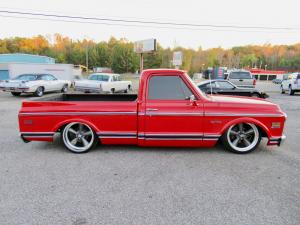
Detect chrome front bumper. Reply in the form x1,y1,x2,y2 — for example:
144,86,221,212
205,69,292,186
268,135,286,146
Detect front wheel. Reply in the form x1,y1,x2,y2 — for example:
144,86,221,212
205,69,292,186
34,87,44,97
62,122,98,153
288,86,294,95
281,85,285,94
61,84,68,93
221,122,261,154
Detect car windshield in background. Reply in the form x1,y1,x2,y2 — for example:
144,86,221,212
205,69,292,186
13,74,38,81
230,72,251,79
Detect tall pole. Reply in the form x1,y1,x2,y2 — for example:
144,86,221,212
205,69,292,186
86,45,89,72
140,53,143,73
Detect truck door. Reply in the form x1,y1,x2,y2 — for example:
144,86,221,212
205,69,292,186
143,75,204,147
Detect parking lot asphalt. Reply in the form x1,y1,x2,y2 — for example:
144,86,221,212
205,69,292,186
0,85,299,225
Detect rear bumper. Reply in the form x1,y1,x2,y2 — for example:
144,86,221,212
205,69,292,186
1,87,31,93
268,135,286,146
75,86,105,93
20,134,31,143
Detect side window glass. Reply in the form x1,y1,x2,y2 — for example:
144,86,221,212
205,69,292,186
148,75,193,100
205,82,216,89
217,81,235,89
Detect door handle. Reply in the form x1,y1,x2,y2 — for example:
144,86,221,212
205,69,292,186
146,108,158,111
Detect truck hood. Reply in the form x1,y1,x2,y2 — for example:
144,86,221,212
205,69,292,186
209,95,275,105
206,95,286,117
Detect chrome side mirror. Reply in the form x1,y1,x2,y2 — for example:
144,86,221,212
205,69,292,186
190,94,196,101
189,95,198,106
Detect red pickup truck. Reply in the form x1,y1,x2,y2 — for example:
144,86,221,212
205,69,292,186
19,69,286,154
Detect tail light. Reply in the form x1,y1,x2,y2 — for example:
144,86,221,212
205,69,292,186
253,79,256,86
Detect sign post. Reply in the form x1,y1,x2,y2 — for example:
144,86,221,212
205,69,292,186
140,53,143,72
172,51,183,69
134,39,157,73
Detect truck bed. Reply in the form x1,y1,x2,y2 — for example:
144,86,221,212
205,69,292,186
30,93,138,102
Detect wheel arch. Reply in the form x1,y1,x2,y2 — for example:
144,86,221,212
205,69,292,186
53,118,100,134
220,117,270,138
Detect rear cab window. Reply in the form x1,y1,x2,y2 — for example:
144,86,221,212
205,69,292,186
148,75,193,100
229,72,252,79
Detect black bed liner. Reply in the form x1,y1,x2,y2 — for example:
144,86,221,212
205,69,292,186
31,93,138,102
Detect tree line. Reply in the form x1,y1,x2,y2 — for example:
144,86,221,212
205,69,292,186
1,34,300,74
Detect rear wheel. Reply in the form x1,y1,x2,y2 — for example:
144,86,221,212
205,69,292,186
111,88,115,93
11,92,21,96
288,86,294,95
221,122,261,154
62,122,98,153
281,85,285,94
251,93,260,98
34,86,44,97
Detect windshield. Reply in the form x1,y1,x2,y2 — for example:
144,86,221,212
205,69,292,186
185,73,208,98
229,72,252,79
13,74,38,81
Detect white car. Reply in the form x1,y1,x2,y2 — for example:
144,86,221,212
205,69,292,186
74,73,132,93
0,74,70,97
281,73,300,95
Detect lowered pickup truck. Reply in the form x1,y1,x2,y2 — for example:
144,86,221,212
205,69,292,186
19,69,286,154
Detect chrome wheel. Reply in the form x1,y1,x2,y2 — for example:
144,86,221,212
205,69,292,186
62,122,95,153
227,123,259,153
288,86,294,95
62,85,68,93
35,87,44,97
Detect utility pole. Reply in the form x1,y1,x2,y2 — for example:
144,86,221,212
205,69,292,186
140,53,143,73
85,45,89,72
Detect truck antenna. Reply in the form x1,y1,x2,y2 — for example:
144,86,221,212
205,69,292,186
209,72,213,95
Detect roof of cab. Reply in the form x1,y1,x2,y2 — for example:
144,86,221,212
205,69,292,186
142,68,186,73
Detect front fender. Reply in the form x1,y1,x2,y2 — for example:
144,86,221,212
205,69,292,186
220,117,271,138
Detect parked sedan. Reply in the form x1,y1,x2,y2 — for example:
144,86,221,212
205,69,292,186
198,80,268,98
0,74,70,97
74,73,132,93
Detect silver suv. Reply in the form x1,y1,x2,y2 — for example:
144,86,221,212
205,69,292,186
227,70,256,88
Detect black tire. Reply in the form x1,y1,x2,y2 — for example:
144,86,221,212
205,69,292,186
251,93,261,98
111,88,115,93
61,122,98,153
61,84,68,93
11,92,21,96
281,85,285,94
34,87,44,97
288,86,294,95
221,122,261,154
124,89,128,93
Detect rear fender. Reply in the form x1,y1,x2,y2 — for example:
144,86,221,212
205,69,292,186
53,118,100,133
220,117,271,138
